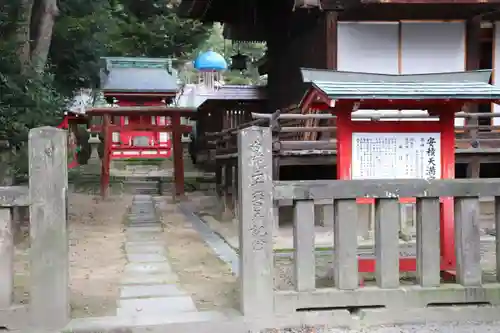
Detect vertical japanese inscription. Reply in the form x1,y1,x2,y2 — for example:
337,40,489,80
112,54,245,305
238,126,274,317
426,137,437,180
248,137,268,251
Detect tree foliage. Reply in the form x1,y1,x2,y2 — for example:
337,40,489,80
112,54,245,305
0,0,213,178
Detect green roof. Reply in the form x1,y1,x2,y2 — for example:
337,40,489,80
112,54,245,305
300,68,500,100
100,57,178,93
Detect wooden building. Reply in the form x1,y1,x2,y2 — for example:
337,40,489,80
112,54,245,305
98,57,178,159
188,85,267,170
180,0,500,178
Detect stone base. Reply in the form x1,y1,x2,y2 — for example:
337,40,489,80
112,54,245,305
63,306,500,333
0,305,28,331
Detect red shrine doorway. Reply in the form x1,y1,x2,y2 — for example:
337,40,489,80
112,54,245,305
106,98,173,159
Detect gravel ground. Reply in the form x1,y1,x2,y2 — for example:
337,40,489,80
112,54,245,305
262,322,500,332
182,191,500,332
13,189,131,318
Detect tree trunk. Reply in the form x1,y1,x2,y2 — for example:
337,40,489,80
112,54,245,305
17,0,35,73
30,0,58,72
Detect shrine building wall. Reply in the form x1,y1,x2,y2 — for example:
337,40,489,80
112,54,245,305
337,21,466,126
492,22,500,126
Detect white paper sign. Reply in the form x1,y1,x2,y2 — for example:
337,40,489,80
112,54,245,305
351,132,441,180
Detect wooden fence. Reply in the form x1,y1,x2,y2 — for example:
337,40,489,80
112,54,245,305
0,127,68,331
206,110,500,238
201,109,500,161
238,126,500,319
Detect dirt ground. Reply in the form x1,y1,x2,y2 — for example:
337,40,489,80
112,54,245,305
156,196,239,311
189,192,499,290
13,190,132,318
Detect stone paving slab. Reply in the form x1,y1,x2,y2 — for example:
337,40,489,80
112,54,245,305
117,296,197,316
127,224,162,230
130,204,155,209
117,194,200,322
127,253,167,263
128,219,158,225
126,244,165,254
133,195,154,200
126,232,162,242
120,284,187,299
125,240,165,248
124,262,172,274
127,220,163,227
130,205,155,211
65,311,233,331
128,211,156,218
126,226,163,233
128,214,157,222
121,273,179,285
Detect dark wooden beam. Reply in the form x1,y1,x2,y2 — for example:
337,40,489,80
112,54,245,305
101,114,111,199
86,106,196,116
363,0,500,3
339,4,499,20
172,113,185,199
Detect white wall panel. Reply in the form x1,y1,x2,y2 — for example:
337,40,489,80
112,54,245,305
401,22,466,125
493,22,500,125
338,22,399,116
338,22,399,74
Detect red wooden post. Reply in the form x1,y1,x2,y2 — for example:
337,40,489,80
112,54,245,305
439,108,458,279
171,112,185,199
101,114,111,198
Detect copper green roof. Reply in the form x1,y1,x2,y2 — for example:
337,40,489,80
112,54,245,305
100,57,178,93
300,68,500,100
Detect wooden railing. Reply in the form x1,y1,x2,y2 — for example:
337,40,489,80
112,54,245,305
199,110,500,160
1,127,68,332
237,126,500,321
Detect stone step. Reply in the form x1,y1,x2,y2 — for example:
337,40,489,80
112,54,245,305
128,221,159,227
130,209,156,215
126,232,162,242
126,253,167,263
117,296,197,316
65,311,236,331
126,226,162,233
125,240,164,247
129,215,157,220
126,243,166,255
124,262,172,275
120,284,186,299
121,273,179,285
133,189,159,195
126,222,161,229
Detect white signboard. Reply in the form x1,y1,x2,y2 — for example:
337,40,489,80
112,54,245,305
351,132,441,180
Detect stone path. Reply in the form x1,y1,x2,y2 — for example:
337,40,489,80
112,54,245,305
118,194,198,317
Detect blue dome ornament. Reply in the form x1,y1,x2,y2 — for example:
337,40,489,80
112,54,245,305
194,50,228,71
193,50,227,90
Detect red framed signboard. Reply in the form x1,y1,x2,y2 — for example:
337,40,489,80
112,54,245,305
335,110,456,274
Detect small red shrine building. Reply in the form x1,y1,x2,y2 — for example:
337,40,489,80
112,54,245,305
96,57,179,159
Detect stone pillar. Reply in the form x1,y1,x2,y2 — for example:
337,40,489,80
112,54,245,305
357,203,373,241
0,208,12,308
238,126,274,318
29,127,69,330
